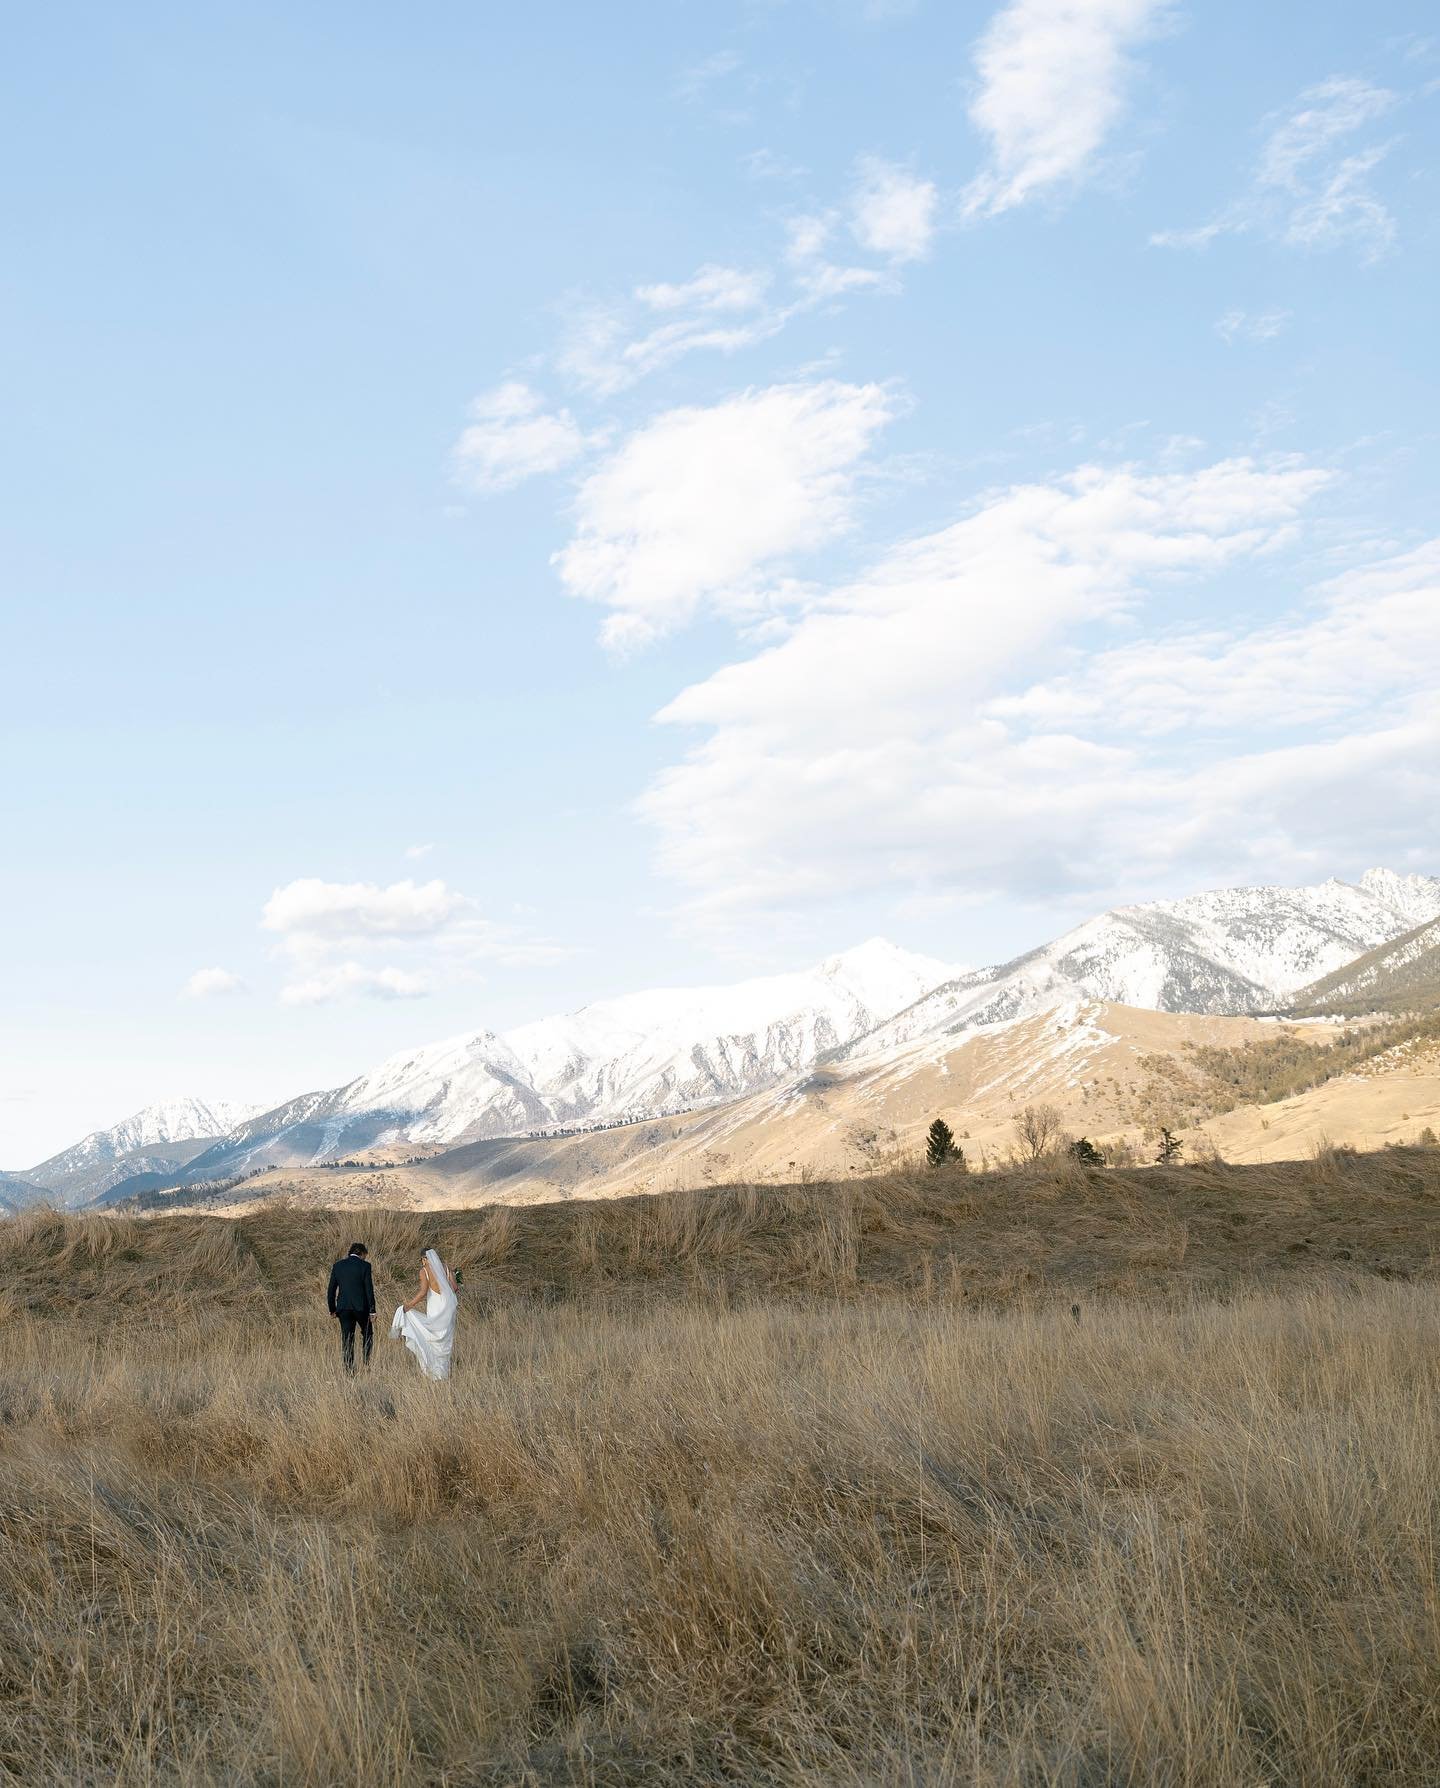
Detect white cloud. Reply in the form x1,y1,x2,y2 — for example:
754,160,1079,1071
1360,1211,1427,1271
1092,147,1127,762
261,876,562,1003
279,964,431,1008
1153,77,1399,262
559,269,785,398
636,457,1386,931
1215,307,1291,344
783,212,891,301
404,842,435,860
961,0,1169,219
262,877,471,944
452,383,590,493
992,539,1440,736
553,379,902,651
742,147,807,183
544,154,935,401
848,157,939,262
1283,145,1396,259
1256,76,1395,188
635,264,771,312
182,966,246,1000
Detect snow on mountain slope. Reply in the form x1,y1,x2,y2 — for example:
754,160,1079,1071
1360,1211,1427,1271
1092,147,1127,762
165,941,955,1181
332,1029,554,1143
1357,868,1440,932
505,938,952,1129
24,1097,263,1203
836,869,1440,1063
1290,914,1440,1016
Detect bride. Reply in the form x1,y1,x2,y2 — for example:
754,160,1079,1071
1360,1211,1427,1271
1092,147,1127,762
389,1247,459,1380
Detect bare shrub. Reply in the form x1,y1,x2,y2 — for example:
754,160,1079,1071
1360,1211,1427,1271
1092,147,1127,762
1015,1102,1065,1161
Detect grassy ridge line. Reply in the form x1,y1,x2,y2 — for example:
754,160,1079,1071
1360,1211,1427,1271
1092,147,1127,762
5,1146,1440,1326
3,1281,1440,1783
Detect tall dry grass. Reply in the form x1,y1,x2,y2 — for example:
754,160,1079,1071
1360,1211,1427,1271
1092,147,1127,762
3,1236,1440,1782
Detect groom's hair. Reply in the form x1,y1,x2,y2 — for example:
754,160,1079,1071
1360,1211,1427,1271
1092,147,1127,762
347,1242,368,1257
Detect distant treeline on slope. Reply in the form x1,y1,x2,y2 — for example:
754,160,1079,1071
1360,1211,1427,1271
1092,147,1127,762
1129,1011,1440,1130
1287,915,1440,1018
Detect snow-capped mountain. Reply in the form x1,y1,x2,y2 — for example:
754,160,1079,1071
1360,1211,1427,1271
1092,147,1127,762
24,867,1440,1205
0,1171,51,1212
24,1097,262,1205
504,937,950,1129
165,941,954,1184
835,868,1440,1063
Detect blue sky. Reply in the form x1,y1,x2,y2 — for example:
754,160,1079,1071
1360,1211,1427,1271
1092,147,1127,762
3,0,1438,1163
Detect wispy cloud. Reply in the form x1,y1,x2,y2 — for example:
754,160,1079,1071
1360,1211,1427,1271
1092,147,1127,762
281,964,430,1007
539,142,944,405
557,268,787,399
261,877,565,1004
451,382,592,493
1153,77,1399,262
675,50,742,105
1215,307,1292,344
961,0,1171,219
635,264,772,312
182,966,246,1000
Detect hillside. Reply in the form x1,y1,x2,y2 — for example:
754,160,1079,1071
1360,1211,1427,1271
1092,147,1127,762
131,1000,1440,1214
11,1146,1440,1322
1288,915,1440,1017
6,1164,1440,1784
0,1172,49,1211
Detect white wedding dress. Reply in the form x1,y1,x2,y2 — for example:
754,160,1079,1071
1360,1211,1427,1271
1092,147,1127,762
390,1248,458,1380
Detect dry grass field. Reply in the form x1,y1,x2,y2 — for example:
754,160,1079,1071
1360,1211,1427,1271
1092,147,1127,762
4,1149,1440,1785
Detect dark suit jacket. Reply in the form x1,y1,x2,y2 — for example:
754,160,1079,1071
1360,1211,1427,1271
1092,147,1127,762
328,1255,376,1317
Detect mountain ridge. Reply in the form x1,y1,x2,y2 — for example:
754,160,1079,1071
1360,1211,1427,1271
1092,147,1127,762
21,1097,262,1205
1288,914,1440,1017
12,868,1440,1207
831,868,1440,1067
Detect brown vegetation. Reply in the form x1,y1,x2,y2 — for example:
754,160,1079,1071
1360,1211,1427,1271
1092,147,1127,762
4,1153,1440,1783
1125,1011,1440,1133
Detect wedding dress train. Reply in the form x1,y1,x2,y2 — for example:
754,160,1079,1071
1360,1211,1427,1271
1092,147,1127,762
390,1247,457,1380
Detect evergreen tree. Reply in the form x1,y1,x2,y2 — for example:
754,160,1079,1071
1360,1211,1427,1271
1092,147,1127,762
925,1118,962,1168
1070,1136,1105,1166
1156,1127,1183,1165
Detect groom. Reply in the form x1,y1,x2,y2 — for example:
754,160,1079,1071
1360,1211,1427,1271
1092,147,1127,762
327,1241,376,1373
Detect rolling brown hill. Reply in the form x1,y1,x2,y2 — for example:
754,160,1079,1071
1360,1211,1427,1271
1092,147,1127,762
9,1145,1440,1325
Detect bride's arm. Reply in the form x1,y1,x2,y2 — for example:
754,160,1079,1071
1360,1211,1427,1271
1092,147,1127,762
402,1267,429,1313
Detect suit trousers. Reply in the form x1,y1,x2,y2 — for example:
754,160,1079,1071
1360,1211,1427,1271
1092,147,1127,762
339,1311,374,1373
